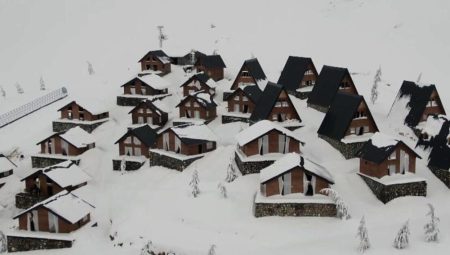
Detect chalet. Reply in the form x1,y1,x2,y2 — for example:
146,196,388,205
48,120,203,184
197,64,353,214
389,81,446,129
235,120,304,174
254,153,337,217
222,85,262,123
14,190,94,233
170,50,206,66
249,82,301,128
128,99,168,127
277,56,318,99
16,161,90,209
230,58,267,90
307,65,358,112
115,125,158,158
32,126,95,168
150,124,218,171
53,100,109,133
118,74,170,106
138,50,171,74
357,132,426,203
416,115,450,188
318,93,378,159
194,54,226,81
176,91,217,122
180,73,217,97
0,154,16,179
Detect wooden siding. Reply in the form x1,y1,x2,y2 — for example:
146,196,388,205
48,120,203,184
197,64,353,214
182,79,215,97
39,136,92,156
118,134,150,158
178,97,217,121
123,79,168,96
130,105,168,126
267,90,300,122
227,89,256,114
345,100,378,136
240,129,301,157
155,129,216,156
230,65,258,90
60,102,108,121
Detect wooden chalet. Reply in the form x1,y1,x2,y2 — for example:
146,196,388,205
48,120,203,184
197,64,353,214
235,120,304,174
128,99,168,127
138,50,171,74
0,154,16,179
14,190,94,233
154,124,217,156
230,58,267,90
177,91,217,121
318,93,378,159
121,74,170,96
180,73,217,97
307,65,358,112
249,82,301,125
277,56,318,98
390,81,446,128
170,50,206,66
194,55,226,81
260,153,334,197
115,125,158,158
226,85,262,115
58,100,109,122
37,127,95,156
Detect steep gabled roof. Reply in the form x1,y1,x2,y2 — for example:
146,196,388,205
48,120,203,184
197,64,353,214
180,73,216,89
138,50,171,64
318,93,368,140
195,55,226,68
277,56,315,92
226,85,262,104
120,75,170,91
176,91,217,110
115,125,158,147
394,81,445,127
37,127,95,149
249,82,301,123
58,100,109,116
164,123,218,145
357,132,421,164
129,99,167,117
13,190,94,224
235,120,303,146
307,65,354,108
260,153,334,184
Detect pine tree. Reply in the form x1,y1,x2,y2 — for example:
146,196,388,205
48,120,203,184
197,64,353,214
15,82,24,94
320,188,351,220
120,158,126,172
0,230,6,253
190,170,200,198
40,76,46,91
87,61,95,75
0,86,5,98
208,244,216,255
225,157,238,183
424,203,440,242
394,220,410,249
356,216,370,253
140,240,153,255
218,183,227,198
371,66,381,104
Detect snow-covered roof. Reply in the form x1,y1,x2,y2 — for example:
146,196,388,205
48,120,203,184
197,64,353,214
60,99,109,115
171,124,218,142
0,154,16,171
14,190,94,224
260,153,334,184
22,161,90,189
370,132,398,148
60,126,95,148
138,74,171,90
235,120,302,146
421,115,447,138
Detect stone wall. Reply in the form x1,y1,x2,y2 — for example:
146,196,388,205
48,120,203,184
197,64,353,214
307,103,329,113
7,235,73,253
52,120,107,133
254,201,337,217
15,193,45,209
358,173,427,203
112,159,145,171
149,151,203,171
117,96,146,106
31,156,80,168
319,135,366,159
429,166,450,188
235,152,275,175
221,115,250,124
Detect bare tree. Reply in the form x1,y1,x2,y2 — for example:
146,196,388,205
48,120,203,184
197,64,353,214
356,216,370,253
424,203,440,242
217,183,227,198
190,170,200,198
394,220,410,249
225,157,238,183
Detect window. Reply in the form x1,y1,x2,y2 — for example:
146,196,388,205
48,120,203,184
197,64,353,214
206,142,213,150
242,96,248,101
194,102,199,107
304,70,314,75
234,96,240,101
138,108,144,113
281,101,289,107
350,127,356,134
363,126,369,132
125,136,132,143
134,137,141,145
242,71,250,77
275,102,282,107
389,152,396,160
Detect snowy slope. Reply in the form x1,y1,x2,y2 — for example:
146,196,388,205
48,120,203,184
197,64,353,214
1,0,450,254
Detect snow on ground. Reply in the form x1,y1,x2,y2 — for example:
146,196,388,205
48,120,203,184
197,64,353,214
1,0,450,254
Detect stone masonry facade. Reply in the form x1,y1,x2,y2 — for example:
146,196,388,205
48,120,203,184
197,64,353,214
112,159,145,171
15,193,45,209
7,235,73,253
358,173,427,203
319,134,366,159
116,96,146,106
235,152,275,175
149,151,203,171
221,115,250,124
31,156,80,169
254,201,337,217
52,120,107,133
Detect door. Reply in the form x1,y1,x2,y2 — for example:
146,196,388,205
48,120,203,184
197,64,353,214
61,140,69,156
163,133,170,150
175,136,181,153
141,87,147,95
185,110,190,118
138,116,144,124
147,116,153,124
304,173,315,196
198,144,203,154
258,135,269,155
283,172,292,195
234,104,240,112
278,134,286,153
28,210,39,231
243,105,249,113
400,150,409,174
48,211,59,233
134,147,141,156
130,87,136,94
388,164,396,175
194,110,200,119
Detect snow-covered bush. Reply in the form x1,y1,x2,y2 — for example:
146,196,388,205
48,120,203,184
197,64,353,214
40,76,46,91
0,86,5,97
120,158,126,172
190,170,200,198
87,61,95,75
208,244,216,255
0,230,6,253
320,188,351,220
356,216,370,253
217,183,227,198
15,82,24,94
371,67,381,104
225,158,238,183
424,203,440,242
393,220,410,249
